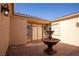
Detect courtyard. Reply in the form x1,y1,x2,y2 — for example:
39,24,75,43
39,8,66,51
0,3,79,56
6,41,79,56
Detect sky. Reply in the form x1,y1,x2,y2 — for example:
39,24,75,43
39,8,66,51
14,3,79,21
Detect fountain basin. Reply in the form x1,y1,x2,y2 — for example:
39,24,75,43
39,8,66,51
42,38,60,55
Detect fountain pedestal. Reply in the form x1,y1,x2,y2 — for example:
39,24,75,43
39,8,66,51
42,28,60,55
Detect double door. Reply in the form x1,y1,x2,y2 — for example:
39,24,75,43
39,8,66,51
27,24,43,42
32,24,42,41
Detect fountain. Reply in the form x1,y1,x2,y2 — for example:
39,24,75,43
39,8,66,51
42,26,60,55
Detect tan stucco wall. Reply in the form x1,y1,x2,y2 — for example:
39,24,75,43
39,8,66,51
52,17,79,46
10,16,27,46
0,13,10,55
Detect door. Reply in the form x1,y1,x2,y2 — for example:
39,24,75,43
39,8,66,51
38,25,42,40
32,24,38,40
27,23,32,43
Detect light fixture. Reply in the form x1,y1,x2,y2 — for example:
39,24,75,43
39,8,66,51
1,4,9,16
76,22,79,28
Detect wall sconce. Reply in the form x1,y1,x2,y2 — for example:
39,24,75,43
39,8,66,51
1,4,9,16
76,22,79,28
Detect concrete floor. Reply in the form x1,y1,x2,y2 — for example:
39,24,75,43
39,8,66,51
6,41,79,56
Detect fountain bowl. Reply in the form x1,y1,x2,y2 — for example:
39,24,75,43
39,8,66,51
46,31,54,35
42,38,60,55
